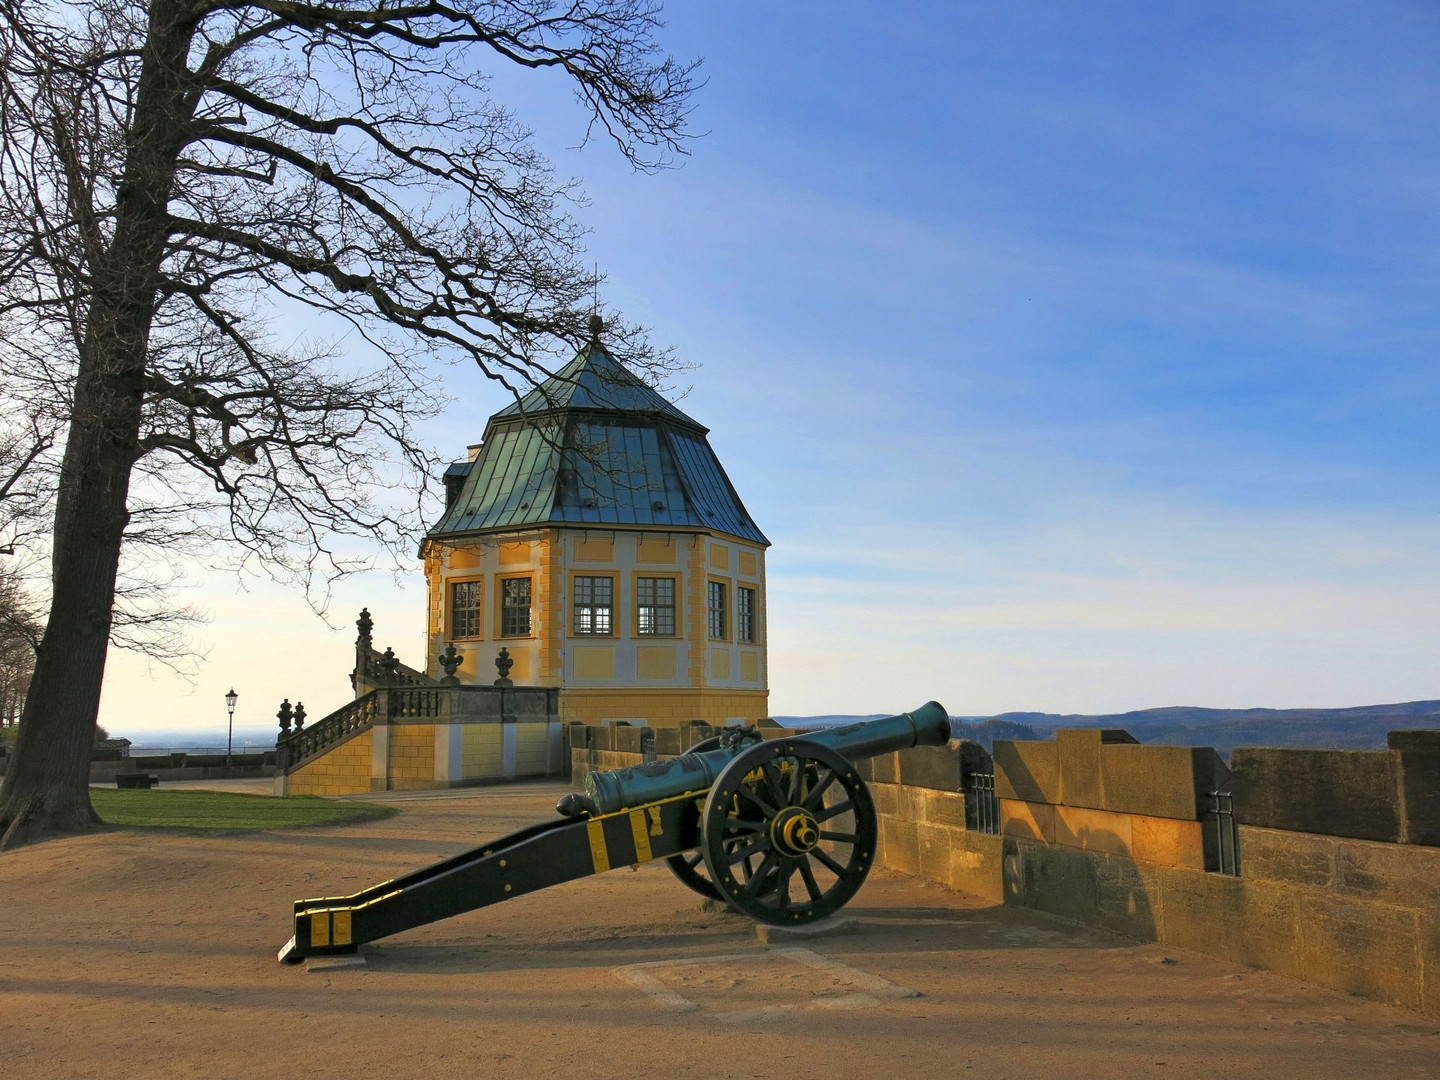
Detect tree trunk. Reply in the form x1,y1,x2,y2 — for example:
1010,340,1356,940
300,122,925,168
0,0,194,849
0,438,130,846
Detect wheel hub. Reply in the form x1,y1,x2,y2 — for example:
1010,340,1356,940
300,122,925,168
770,806,821,856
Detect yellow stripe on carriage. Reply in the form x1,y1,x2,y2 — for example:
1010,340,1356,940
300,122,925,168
587,819,610,874
629,810,653,863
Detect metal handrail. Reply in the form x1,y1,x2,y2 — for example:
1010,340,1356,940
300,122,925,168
967,772,1000,835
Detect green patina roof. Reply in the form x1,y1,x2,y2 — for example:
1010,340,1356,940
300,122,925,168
427,345,768,545
491,347,703,428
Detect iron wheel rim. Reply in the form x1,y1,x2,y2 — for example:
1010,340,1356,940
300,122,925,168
700,738,876,926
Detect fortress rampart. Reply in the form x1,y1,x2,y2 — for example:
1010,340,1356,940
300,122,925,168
570,723,1440,1018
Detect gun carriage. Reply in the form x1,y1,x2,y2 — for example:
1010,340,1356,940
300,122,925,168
278,701,951,963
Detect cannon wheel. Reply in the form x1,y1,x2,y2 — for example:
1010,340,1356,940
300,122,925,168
700,738,876,925
663,735,725,900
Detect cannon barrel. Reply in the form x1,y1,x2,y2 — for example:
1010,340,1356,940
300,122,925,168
575,700,951,818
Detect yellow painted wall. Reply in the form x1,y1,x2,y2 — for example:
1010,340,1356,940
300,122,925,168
537,533,562,682
560,687,768,727
515,722,549,774
449,547,482,570
461,723,503,779
636,645,677,679
421,526,766,697
574,535,614,562
388,723,436,790
572,645,614,679
505,646,534,683
286,730,374,797
740,652,760,682
685,537,707,685
285,717,558,792
498,541,531,565
637,536,678,564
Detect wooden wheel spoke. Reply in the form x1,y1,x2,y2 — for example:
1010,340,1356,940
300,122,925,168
797,856,823,902
737,784,777,818
701,738,876,927
802,768,836,811
743,851,779,896
761,762,788,807
723,816,764,834
726,835,768,865
775,861,796,908
811,846,848,877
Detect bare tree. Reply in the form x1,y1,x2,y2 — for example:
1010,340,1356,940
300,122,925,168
0,0,697,847
0,403,52,736
0,566,39,729
0,412,56,554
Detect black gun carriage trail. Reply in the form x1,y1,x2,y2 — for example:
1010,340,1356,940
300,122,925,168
277,702,952,963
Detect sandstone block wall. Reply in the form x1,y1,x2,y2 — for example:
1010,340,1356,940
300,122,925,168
1231,731,1440,846
993,730,1440,1018
280,716,563,795
566,722,1440,1020
286,730,374,797
868,776,1003,904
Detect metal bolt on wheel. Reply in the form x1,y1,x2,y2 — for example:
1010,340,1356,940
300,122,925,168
699,738,877,925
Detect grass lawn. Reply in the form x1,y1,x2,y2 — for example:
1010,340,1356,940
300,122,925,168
91,788,396,830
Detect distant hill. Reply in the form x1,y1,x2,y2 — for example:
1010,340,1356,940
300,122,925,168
776,700,1440,756
1007,700,1440,754
122,702,1440,757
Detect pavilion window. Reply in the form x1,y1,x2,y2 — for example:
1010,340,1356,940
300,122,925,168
737,586,757,643
708,580,727,640
573,576,614,635
450,580,481,640
637,577,676,636
501,577,532,637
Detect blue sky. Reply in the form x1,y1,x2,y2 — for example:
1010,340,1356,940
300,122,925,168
103,2,1440,738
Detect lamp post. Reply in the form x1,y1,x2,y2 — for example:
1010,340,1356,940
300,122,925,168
225,688,238,775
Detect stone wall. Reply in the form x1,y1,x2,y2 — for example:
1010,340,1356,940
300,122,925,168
986,728,1440,1017
567,721,1440,1019
287,730,375,797
278,716,565,796
1230,729,1440,845
0,749,278,783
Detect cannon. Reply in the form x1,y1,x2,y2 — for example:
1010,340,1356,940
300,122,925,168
278,701,951,963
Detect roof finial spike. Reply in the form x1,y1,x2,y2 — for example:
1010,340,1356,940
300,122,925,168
588,263,603,347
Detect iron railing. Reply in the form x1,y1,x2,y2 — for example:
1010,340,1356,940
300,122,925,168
967,771,1000,835
1205,788,1240,875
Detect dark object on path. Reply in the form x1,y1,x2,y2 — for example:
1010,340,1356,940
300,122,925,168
277,702,952,964
115,773,157,790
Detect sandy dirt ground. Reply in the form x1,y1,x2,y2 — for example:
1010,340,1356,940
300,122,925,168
4,781,1437,1080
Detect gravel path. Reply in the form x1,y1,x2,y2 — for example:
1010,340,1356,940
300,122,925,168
3,781,1435,1079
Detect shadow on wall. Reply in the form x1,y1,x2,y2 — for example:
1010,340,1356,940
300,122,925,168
1001,829,1160,941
